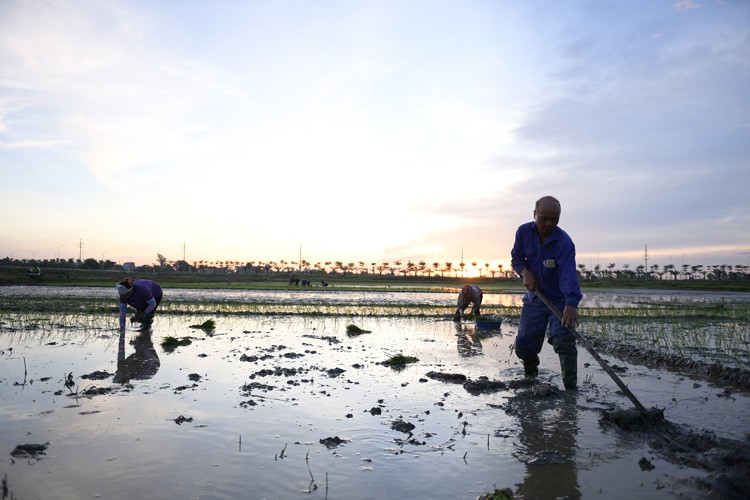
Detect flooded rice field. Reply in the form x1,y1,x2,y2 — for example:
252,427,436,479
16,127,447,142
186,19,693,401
1,287,749,499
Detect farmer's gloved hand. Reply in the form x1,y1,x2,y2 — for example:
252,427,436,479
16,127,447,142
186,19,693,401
131,311,145,323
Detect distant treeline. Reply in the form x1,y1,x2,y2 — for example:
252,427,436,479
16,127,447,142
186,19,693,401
2,255,748,282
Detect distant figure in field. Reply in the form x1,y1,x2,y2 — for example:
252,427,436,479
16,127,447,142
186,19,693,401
117,278,163,331
320,280,329,287
454,284,483,320
289,275,299,286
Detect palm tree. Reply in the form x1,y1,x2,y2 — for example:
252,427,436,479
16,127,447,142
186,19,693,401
650,264,662,280
445,262,453,277
406,260,416,276
577,263,587,279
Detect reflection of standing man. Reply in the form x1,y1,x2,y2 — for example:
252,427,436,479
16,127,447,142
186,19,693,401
511,196,582,389
513,391,580,498
453,284,483,320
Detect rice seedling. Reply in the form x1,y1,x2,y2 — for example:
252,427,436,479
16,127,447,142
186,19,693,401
2,288,747,370
161,336,192,352
382,353,419,367
345,324,371,336
189,319,216,332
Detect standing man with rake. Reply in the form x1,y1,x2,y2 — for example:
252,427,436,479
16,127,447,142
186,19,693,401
511,196,582,390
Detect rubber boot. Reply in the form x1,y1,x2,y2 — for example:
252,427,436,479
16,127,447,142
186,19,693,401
521,354,539,377
558,351,577,390
552,336,577,390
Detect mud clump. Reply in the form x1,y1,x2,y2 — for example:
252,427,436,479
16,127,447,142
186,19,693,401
463,376,506,395
391,419,415,434
320,436,347,448
81,370,112,380
326,367,345,377
425,371,467,384
638,457,655,471
10,443,49,458
600,407,665,432
81,386,114,396
241,381,275,393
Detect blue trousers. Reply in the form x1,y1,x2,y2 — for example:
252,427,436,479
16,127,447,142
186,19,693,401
515,294,576,362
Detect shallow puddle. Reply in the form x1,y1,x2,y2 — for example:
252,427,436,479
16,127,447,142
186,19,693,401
1,313,748,499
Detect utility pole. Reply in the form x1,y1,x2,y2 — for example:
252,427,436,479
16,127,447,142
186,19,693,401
461,247,465,277
183,241,186,262
299,243,302,272
79,239,83,262
644,244,648,280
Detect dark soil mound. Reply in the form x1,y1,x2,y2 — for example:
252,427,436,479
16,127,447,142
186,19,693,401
600,407,665,432
425,371,467,383
588,338,750,391
600,407,750,498
463,376,506,395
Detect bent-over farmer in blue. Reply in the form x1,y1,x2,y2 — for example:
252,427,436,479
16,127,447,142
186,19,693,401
511,196,582,390
116,278,163,332
453,284,483,320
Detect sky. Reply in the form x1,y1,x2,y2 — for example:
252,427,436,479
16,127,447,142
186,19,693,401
1,0,749,272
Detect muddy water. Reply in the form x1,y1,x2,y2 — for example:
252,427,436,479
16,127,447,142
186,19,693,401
1,311,748,499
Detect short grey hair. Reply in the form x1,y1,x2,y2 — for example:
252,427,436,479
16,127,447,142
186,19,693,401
535,196,561,211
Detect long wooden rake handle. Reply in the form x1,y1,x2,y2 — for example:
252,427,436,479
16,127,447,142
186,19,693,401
534,290,648,414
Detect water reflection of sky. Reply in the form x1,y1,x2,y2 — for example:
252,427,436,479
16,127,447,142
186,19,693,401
1,314,747,499
1,285,748,308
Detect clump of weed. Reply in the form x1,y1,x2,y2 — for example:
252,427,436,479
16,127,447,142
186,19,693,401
346,324,371,336
161,336,192,352
189,319,215,333
478,487,514,500
382,353,418,367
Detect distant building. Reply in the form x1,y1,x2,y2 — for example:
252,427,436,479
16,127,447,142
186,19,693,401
123,262,136,271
